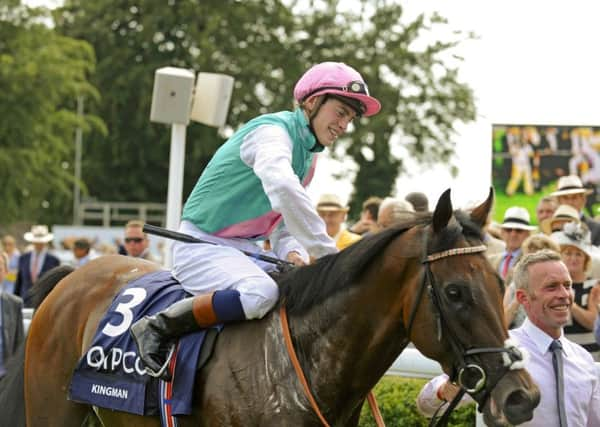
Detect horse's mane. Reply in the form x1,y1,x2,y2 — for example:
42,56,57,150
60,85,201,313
278,210,484,315
28,265,74,309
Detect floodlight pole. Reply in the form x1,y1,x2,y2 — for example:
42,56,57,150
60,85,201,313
164,123,187,266
150,67,234,268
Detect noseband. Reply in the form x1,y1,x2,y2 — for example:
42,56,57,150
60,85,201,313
405,244,526,426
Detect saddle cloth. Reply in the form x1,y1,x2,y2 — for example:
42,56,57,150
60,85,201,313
68,270,220,418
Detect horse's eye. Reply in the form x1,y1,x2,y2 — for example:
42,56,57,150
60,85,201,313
445,284,462,302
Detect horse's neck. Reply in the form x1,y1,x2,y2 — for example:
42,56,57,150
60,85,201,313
286,274,411,419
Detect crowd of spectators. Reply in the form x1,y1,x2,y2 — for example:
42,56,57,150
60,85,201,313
0,219,165,382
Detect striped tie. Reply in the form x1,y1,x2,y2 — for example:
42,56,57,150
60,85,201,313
550,340,568,427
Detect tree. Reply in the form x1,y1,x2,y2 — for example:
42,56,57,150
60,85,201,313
52,0,475,218
289,1,477,215
53,0,299,204
0,1,103,225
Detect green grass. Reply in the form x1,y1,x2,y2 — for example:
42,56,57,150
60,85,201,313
492,179,559,226
493,191,541,225
493,183,600,225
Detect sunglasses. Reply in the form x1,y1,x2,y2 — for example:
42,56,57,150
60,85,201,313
124,237,144,243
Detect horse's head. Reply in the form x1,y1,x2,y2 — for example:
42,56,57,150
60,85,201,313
408,188,540,426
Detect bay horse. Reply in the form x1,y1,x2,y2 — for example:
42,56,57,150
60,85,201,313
23,189,539,426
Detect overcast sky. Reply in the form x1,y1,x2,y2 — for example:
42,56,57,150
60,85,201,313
310,0,600,209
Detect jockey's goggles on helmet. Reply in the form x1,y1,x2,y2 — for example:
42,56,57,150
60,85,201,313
301,80,370,102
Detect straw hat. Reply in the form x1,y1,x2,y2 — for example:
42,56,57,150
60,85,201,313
540,204,581,235
23,225,54,243
551,175,593,197
500,207,537,231
316,194,349,212
552,222,593,259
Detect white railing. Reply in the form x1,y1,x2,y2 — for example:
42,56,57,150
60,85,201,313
76,201,166,227
22,308,34,335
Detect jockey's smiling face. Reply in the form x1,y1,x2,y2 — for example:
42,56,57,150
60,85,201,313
305,96,357,147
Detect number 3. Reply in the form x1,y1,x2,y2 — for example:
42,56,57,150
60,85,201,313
102,287,147,337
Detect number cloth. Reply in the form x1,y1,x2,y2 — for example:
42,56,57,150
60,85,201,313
69,271,215,417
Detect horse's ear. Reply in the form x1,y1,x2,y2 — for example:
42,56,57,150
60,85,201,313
470,187,495,229
432,189,453,233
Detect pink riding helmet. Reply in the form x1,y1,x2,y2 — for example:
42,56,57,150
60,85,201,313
293,62,382,117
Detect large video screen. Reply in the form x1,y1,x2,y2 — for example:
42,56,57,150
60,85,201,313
492,124,600,220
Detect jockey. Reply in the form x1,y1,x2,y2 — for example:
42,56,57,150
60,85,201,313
130,62,382,380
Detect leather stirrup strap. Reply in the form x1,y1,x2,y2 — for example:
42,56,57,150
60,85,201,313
367,391,385,426
279,305,385,427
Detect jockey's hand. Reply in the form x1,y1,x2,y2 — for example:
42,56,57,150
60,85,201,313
286,251,306,267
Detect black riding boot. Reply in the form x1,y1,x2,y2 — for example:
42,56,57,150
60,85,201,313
130,293,218,381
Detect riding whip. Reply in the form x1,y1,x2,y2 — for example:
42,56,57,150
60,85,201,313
142,223,294,269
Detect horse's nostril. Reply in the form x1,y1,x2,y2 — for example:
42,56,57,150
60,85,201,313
504,390,535,425
506,390,527,406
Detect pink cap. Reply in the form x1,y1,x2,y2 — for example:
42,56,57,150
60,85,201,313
293,62,381,117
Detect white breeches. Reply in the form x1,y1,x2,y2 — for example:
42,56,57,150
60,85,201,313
171,221,279,319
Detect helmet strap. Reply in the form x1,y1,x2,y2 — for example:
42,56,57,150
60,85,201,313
304,94,326,121
302,95,326,150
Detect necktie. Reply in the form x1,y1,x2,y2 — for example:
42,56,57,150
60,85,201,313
550,339,568,427
501,253,513,279
31,253,39,282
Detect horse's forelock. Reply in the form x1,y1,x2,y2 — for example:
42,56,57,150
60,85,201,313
428,209,485,254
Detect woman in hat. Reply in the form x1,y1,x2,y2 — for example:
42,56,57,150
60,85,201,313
553,222,600,360
131,62,382,380
551,174,600,245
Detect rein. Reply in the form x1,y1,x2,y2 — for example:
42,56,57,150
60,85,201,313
279,305,385,427
404,243,525,427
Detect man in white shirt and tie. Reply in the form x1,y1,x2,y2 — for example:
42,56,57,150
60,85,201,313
488,206,536,282
14,225,60,308
417,250,600,426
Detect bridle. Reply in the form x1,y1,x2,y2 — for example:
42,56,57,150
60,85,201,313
405,243,526,426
